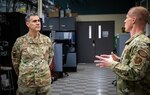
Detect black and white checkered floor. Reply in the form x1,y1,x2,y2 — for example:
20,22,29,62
51,63,117,95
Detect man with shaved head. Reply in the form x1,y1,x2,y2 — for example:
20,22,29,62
95,6,150,95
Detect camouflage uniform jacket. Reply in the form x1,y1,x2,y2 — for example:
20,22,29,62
11,33,54,87
110,33,150,95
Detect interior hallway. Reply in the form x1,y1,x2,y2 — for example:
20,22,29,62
51,63,117,95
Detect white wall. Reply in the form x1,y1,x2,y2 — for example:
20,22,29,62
76,14,126,35
145,24,150,36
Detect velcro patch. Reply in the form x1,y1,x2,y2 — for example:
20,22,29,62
138,50,147,58
134,57,142,65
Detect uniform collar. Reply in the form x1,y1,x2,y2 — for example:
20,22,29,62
26,33,43,44
125,32,144,45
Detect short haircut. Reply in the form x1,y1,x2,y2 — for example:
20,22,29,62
128,6,150,23
25,12,39,22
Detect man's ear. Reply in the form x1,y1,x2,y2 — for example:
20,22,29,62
26,21,29,27
132,17,136,24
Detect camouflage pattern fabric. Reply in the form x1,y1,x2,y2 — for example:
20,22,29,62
11,33,54,88
110,33,150,95
17,85,51,95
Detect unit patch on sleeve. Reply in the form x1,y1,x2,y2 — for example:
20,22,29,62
138,50,148,58
134,56,142,65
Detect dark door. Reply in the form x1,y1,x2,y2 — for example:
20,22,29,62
77,21,114,63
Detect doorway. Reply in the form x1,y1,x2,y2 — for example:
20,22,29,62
77,21,114,63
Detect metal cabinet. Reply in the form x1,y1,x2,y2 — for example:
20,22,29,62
42,17,59,31
42,17,76,31
59,17,76,31
42,17,77,72
64,53,77,72
42,17,49,31
54,43,63,72
116,33,130,56
49,18,59,31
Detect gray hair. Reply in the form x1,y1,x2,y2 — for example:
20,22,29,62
25,12,39,22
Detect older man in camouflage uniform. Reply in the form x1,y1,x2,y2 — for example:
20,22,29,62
95,6,150,95
11,12,54,95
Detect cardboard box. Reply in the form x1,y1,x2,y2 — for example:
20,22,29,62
48,11,59,18
72,13,78,17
